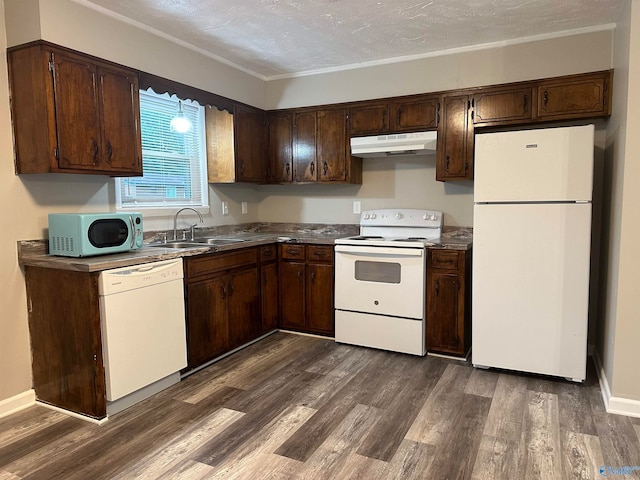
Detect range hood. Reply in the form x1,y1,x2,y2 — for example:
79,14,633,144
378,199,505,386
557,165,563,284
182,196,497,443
350,131,437,158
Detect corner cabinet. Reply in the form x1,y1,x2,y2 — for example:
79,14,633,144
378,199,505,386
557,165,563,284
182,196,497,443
259,245,279,333
8,41,142,176
426,248,471,357
279,244,335,336
267,107,362,184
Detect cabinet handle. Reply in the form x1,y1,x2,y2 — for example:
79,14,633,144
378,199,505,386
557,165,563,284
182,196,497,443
543,90,549,107
523,94,528,111
310,162,315,176
285,162,290,175
323,161,328,176
446,155,450,171
92,139,98,165
396,109,402,126
297,270,303,282
106,141,113,164
221,284,227,299
240,161,245,174
228,282,234,297
311,270,316,282
435,279,439,296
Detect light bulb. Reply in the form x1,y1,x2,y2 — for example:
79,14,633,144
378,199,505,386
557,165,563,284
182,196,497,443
170,101,192,133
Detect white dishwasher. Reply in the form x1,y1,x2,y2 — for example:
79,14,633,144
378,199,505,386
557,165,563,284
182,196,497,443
99,258,187,414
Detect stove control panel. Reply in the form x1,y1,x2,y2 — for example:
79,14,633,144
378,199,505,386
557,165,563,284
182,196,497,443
360,209,443,228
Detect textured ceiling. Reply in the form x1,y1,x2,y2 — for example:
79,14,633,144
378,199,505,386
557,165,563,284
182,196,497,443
74,0,624,79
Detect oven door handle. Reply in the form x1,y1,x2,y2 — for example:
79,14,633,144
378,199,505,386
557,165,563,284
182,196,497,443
334,245,424,257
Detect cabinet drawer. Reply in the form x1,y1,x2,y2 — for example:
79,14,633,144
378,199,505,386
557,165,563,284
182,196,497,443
260,244,277,262
307,245,334,263
280,244,306,260
430,250,460,271
185,247,258,279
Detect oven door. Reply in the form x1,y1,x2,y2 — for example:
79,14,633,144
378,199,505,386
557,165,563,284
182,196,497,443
334,244,425,319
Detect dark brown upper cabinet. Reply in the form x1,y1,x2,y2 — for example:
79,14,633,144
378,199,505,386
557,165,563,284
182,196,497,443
348,96,439,136
267,111,293,183
537,70,612,120
436,94,474,182
8,41,142,176
472,86,535,126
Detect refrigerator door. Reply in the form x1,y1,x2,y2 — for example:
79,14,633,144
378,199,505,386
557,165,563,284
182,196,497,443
472,203,591,381
474,125,594,203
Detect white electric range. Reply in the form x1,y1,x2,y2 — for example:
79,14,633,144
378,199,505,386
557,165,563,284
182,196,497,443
334,208,443,355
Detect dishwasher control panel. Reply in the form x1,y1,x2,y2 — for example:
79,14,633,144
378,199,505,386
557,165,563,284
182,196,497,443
98,258,184,296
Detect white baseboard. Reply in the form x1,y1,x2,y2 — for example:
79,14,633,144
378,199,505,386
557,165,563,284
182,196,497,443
593,351,640,418
0,389,36,419
37,401,108,425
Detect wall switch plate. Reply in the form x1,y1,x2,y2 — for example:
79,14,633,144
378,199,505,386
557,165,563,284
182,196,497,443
353,201,361,214
222,202,229,215
241,202,248,214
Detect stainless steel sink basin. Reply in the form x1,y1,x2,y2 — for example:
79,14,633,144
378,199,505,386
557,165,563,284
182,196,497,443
193,238,246,245
147,241,206,249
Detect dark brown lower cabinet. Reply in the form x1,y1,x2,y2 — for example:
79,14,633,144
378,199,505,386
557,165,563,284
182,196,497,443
279,244,335,336
259,245,279,333
426,248,472,357
184,248,261,370
24,266,107,419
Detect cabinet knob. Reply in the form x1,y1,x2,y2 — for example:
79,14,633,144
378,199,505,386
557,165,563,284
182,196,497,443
543,90,549,107
310,162,315,176
106,141,113,164
323,161,328,176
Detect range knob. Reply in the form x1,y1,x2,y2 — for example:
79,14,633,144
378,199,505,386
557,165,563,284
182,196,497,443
395,212,403,220
371,213,377,219
364,213,371,220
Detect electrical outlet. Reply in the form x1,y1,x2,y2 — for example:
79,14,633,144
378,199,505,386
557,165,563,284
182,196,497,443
241,202,248,214
222,201,229,215
353,201,361,214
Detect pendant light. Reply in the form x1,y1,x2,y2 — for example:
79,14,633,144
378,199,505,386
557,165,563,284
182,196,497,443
170,100,192,134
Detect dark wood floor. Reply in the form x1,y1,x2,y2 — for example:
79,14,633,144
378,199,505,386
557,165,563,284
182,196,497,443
1,332,639,480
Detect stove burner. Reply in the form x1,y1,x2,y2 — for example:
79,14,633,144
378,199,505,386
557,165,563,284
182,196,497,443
350,235,384,240
393,237,428,241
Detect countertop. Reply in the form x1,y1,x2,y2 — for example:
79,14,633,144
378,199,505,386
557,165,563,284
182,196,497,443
18,223,472,272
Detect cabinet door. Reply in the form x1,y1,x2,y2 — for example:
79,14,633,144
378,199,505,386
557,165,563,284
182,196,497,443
317,109,348,182
51,50,102,171
436,95,474,181
348,103,389,135
186,278,228,367
98,65,143,174
306,263,335,335
268,111,293,183
426,271,463,354
537,71,611,120
234,105,266,182
279,261,306,329
261,262,279,332
227,268,260,348
389,97,439,132
293,111,318,182
472,87,534,125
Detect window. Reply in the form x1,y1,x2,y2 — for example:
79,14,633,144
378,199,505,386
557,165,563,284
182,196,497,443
116,89,208,213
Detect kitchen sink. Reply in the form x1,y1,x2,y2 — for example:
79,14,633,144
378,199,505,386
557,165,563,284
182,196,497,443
193,238,246,245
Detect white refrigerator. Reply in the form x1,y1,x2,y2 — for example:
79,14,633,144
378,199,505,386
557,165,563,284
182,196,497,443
472,124,594,382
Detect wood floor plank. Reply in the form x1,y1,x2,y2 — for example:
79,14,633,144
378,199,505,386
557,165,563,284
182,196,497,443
464,368,499,398
206,405,315,479
635,424,640,443
156,460,214,480
0,471,20,480
112,407,245,480
383,439,437,480
470,373,529,480
244,453,303,480
522,391,563,480
557,382,598,436
356,357,448,461
0,407,67,449
296,403,383,480
329,452,387,480
561,432,605,480
422,392,492,479
593,409,640,478
404,363,473,445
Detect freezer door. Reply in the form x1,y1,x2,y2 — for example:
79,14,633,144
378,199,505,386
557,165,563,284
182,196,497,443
472,203,591,381
474,125,594,203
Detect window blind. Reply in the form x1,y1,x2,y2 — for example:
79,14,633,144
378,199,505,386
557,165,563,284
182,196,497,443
117,90,208,209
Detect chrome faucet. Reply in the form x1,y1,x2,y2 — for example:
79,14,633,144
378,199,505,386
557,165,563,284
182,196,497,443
173,207,204,241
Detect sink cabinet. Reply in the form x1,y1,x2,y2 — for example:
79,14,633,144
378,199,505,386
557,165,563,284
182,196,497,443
279,244,335,336
8,41,142,176
184,248,261,369
426,248,471,357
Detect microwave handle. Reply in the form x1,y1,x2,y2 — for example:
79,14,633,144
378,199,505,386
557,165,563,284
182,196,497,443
334,245,424,257
128,215,136,249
